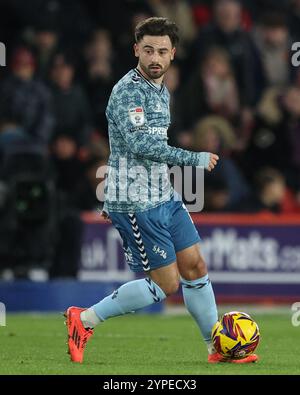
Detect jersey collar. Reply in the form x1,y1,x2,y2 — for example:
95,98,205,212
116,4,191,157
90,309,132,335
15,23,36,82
134,68,165,94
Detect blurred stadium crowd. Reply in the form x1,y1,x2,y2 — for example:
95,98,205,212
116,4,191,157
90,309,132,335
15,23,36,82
1,0,300,277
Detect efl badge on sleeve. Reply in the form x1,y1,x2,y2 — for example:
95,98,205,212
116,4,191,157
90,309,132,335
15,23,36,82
129,107,145,126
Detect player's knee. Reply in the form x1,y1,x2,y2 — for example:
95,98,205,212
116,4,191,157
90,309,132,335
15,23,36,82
161,279,180,296
154,277,180,296
183,256,207,280
150,263,180,296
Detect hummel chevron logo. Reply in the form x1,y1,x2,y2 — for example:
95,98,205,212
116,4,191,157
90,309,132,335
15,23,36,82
128,213,150,272
143,262,150,271
145,278,160,302
133,231,141,239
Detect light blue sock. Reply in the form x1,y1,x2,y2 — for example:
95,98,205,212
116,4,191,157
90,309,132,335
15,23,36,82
181,274,218,344
92,278,166,321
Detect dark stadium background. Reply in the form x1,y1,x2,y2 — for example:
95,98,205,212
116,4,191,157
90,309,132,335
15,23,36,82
0,0,299,314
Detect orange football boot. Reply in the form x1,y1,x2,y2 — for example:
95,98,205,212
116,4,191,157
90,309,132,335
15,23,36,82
208,352,258,363
64,306,94,363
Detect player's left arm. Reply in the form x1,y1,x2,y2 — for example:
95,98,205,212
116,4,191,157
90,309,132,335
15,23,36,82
111,87,218,170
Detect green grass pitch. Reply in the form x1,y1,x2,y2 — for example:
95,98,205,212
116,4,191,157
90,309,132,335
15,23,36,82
0,311,299,375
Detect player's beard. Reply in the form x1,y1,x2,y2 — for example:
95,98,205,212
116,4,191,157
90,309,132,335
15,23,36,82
141,62,168,81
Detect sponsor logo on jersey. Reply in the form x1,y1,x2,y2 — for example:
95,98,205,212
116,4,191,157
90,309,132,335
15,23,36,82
129,107,145,126
147,126,168,136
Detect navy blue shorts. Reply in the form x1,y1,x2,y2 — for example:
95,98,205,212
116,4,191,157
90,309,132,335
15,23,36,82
109,200,200,273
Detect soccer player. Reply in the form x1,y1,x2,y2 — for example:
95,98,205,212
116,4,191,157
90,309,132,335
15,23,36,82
65,17,258,364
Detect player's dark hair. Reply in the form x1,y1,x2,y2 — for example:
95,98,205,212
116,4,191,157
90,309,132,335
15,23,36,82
135,17,179,48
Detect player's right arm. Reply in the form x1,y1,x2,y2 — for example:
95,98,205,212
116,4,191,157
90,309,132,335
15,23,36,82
107,85,218,171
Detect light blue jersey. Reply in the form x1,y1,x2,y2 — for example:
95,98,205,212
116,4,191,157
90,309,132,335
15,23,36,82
105,68,210,213
93,68,218,349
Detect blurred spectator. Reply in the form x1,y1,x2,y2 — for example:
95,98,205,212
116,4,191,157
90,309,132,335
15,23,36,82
49,135,109,278
203,176,231,212
49,134,84,279
191,0,253,30
0,47,54,145
247,0,289,22
201,48,240,121
95,1,153,76
75,145,109,211
148,0,197,59
188,0,263,107
180,47,240,130
83,30,116,135
49,52,92,146
235,167,300,213
15,1,92,51
163,63,186,147
252,13,293,88
51,135,84,204
191,116,250,209
28,19,60,80
190,1,213,28
0,139,56,277
281,87,300,189
289,0,300,41
244,86,300,187
0,1,23,61
0,115,29,159
95,1,153,38
118,8,154,74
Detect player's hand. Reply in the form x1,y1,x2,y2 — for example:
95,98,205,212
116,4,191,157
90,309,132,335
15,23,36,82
207,153,219,172
100,210,112,223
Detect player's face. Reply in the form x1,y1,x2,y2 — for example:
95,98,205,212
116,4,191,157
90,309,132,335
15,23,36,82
134,35,175,82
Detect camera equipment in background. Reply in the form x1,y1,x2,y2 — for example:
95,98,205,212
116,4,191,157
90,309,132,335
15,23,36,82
0,144,57,278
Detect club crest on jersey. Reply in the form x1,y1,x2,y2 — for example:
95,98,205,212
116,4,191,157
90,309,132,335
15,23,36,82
132,74,141,83
153,102,162,112
129,107,145,126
